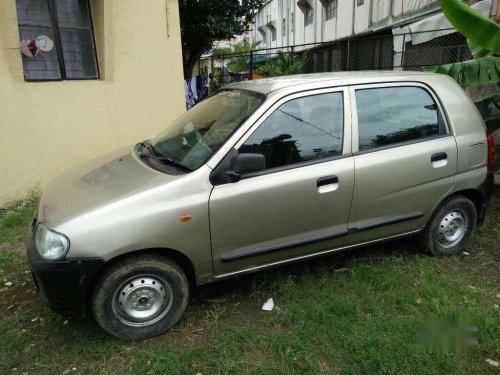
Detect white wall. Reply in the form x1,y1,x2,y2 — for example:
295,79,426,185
251,0,444,48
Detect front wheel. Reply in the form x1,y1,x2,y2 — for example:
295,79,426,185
92,254,189,339
419,195,477,256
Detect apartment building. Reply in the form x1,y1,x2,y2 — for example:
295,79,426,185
251,0,492,73
253,0,491,48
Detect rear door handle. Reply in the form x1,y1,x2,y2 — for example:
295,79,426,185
317,176,338,193
431,152,448,168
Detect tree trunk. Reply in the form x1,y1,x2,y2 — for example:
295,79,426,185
183,49,202,80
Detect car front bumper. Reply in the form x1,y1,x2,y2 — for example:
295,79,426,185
27,227,105,316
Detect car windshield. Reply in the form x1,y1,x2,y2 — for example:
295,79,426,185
151,90,265,171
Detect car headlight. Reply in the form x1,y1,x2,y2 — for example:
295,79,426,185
34,223,70,261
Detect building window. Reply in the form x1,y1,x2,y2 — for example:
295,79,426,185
291,12,294,32
325,0,337,20
304,5,314,26
15,0,99,81
357,0,364,6
282,18,286,36
269,25,277,41
258,28,267,45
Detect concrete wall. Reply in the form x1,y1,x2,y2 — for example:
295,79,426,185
0,0,185,205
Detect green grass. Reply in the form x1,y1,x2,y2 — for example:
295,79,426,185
0,187,499,374
0,194,38,244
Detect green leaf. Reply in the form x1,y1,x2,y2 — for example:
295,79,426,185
474,91,500,116
423,56,500,88
462,59,480,87
467,40,495,59
485,117,500,134
440,0,500,54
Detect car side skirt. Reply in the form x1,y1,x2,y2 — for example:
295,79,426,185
220,211,423,263
203,228,423,284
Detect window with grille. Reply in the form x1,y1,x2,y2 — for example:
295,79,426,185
15,0,99,81
325,0,337,20
304,5,314,26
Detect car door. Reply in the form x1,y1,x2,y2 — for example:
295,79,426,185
344,83,457,246
209,88,355,276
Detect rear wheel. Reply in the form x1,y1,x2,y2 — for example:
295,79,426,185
419,195,477,255
92,254,189,339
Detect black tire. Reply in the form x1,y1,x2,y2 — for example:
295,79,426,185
92,253,189,339
419,195,477,256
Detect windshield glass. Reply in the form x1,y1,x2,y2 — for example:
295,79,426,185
151,90,265,170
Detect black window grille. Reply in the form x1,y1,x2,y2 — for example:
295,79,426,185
15,0,99,81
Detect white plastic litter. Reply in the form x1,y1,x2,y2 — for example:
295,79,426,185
486,359,499,368
262,298,274,311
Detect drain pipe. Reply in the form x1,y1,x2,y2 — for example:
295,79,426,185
351,0,356,36
368,0,373,28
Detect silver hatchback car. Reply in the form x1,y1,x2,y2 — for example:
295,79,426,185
27,72,495,339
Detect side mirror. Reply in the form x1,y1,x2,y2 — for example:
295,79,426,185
209,150,266,186
232,153,266,175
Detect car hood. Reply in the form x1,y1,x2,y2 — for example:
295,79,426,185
38,145,179,228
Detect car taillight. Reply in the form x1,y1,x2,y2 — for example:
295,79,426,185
486,131,495,172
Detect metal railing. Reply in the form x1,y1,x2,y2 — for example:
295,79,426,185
201,28,470,90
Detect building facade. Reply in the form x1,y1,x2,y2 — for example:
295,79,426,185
253,0,491,48
0,0,185,205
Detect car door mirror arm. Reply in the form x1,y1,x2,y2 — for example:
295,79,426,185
225,170,241,183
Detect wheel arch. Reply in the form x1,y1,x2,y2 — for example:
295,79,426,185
449,189,485,218
86,248,198,310
429,188,486,226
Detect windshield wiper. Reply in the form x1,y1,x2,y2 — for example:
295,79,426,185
152,154,192,172
138,140,156,157
138,141,192,172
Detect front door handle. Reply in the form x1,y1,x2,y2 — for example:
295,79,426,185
431,152,447,162
431,152,448,168
317,176,339,193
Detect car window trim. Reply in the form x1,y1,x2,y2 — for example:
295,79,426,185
232,86,351,180
239,152,353,180
349,82,451,154
352,134,453,156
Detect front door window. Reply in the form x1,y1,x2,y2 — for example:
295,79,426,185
239,92,344,171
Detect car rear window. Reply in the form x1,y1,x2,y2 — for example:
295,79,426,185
355,86,447,151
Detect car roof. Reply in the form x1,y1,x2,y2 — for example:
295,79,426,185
224,71,443,95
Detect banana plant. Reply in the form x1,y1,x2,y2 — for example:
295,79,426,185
423,0,500,133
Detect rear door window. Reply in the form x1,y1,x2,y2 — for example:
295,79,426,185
355,86,446,151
